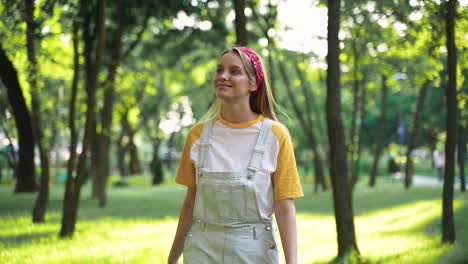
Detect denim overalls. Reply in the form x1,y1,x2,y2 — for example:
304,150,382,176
183,118,279,264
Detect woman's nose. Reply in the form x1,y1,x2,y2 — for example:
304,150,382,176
218,69,229,79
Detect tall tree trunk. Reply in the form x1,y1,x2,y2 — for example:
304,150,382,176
351,76,367,187
117,139,128,177
26,0,51,223
151,140,164,185
164,132,175,170
457,124,466,192
128,126,141,175
60,0,106,237
369,74,389,187
95,0,125,207
348,41,360,188
326,0,359,257
233,0,247,46
117,111,129,177
279,61,327,192
90,121,99,196
61,14,80,238
0,46,37,193
117,108,141,176
60,12,81,238
404,80,430,188
442,0,457,244
294,61,327,191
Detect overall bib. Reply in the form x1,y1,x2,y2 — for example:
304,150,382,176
183,118,279,264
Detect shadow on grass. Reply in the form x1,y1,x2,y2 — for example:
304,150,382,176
0,183,186,221
1,180,467,264
295,180,443,216
0,180,453,221
429,202,468,264
0,232,55,246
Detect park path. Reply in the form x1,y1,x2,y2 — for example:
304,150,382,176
413,175,441,186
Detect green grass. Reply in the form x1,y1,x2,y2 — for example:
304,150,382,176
0,177,467,264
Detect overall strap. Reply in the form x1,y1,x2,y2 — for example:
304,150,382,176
247,118,273,180
196,118,214,177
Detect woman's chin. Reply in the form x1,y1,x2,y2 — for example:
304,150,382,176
215,91,230,99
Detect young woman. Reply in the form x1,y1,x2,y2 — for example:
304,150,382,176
167,46,303,264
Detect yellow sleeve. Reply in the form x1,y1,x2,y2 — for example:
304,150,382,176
271,123,304,200
175,123,204,187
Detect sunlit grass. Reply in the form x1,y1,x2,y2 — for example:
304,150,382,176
0,177,467,263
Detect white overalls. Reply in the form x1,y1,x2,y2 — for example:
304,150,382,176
183,118,279,264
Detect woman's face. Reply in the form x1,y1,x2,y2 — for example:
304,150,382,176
214,51,256,102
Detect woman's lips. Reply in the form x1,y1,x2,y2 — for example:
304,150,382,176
216,84,232,89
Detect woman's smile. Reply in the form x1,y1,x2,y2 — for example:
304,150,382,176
215,83,232,90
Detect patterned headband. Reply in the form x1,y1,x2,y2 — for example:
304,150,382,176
237,46,264,91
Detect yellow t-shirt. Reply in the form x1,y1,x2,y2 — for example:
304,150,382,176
175,114,303,219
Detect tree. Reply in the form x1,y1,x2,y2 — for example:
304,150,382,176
457,123,466,192
326,0,359,258
442,0,457,244
278,53,327,192
233,0,247,45
25,0,52,223
0,45,37,193
403,80,430,188
60,0,106,237
368,75,389,187
92,0,127,205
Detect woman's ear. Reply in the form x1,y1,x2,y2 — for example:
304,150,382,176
249,83,257,93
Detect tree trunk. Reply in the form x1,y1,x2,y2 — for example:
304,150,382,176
279,61,327,192
404,80,430,188
117,112,128,177
128,127,141,175
61,14,80,237
326,0,359,257
369,74,389,187
294,61,327,191
457,124,466,192
118,110,141,175
233,0,247,46
351,76,367,187
95,0,125,207
60,0,106,237
151,140,164,185
442,0,457,244
349,41,360,188
0,46,37,193
25,0,51,223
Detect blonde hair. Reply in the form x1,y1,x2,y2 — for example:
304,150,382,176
199,47,279,123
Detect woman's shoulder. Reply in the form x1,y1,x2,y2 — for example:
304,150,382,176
185,121,207,145
269,119,292,142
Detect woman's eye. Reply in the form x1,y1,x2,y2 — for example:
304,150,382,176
231,69,241,74
216,68,223,74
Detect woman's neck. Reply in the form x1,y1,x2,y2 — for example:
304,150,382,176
220,102,258,123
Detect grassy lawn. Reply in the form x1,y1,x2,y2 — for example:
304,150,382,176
0,177,467,264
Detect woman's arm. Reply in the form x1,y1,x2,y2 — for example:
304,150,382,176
275,198,298,264
167,186,196,264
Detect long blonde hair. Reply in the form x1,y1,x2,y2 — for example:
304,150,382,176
199,47,279,123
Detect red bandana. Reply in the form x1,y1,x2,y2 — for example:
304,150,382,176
237,46,264,91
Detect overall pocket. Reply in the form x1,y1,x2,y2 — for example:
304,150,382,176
201,183,247,222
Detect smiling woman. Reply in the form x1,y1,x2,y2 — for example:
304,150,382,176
167,47,303,264
214,51,255,101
